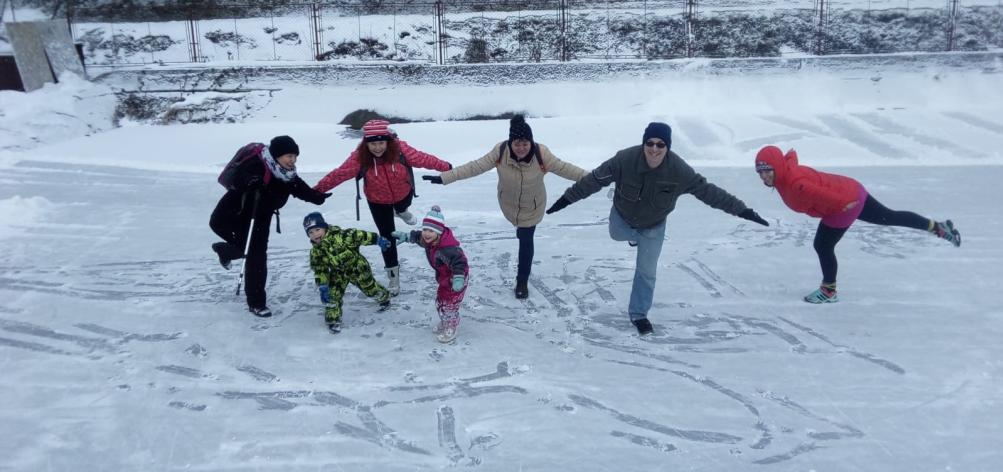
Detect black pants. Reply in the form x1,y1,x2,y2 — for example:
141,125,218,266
814,194,930,284
210,191,272,309
368,193,413,269
516,225,537,283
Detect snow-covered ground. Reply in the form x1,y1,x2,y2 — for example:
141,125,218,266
0,54,1002,471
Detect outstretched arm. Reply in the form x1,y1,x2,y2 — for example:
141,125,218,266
391,230,421,245
314,151,362,193
547,155,619,214
539,145,589,182
440,146,499,184
399,140,452,172
290,177,331,205
678,158,748,216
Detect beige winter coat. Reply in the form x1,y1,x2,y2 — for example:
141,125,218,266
441,141,588,227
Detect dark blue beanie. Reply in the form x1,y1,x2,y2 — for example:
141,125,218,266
642,122,672,149
303,212,329,235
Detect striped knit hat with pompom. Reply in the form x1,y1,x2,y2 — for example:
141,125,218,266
421,205,446,235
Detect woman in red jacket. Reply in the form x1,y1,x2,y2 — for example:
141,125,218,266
754,145,960,303
315,120,452,295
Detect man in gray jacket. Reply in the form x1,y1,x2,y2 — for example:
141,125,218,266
546,122,769,335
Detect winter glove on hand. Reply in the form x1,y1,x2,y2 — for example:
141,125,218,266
739,208,769,227
451,275,465,292
391,230,409,245
318,285,331,304
376,236,392,252
422,175,443,185
305,191,331,205
545,196,571,215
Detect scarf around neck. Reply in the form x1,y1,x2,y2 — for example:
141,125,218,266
261,147,297,183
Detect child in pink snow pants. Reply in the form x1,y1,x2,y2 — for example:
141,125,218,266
392,205,468,343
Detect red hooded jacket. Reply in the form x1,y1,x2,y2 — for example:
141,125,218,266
755,146,862,218
314,140,451,204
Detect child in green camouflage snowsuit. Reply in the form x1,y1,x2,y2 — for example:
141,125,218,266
304,212,392,333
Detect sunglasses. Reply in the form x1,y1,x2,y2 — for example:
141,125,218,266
644,141,667,149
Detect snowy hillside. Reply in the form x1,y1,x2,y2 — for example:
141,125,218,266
4,1,998,65
1,52,1002,470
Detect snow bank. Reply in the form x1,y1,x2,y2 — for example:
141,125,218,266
0,73,118,153
0,195,55,238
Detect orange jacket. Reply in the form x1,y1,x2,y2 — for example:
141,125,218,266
755,146,862,218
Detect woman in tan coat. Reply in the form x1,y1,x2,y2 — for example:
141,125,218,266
422,115,588,299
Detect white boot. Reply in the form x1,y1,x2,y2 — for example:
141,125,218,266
386,266,400,296
395,210,417,226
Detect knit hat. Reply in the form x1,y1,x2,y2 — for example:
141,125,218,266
363,119,393,142
509,115,533,143
755,145,784,173
269,135,299,158
421,205,446,235
302,212,329,235
642,122,672,149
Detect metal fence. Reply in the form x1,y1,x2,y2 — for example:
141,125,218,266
64,0,1003,67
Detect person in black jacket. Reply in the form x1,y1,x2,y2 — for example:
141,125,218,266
210,135,330,317
546,123,769,335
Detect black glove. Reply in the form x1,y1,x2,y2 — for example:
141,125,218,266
422,175,443,185
546,196,571,215
739,208,769,227
447,163,453,170
244,174,263,190
306,191,331,205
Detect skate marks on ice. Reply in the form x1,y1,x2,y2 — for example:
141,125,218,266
0,318,181,359
437,406,482,466
600,358,863,465
568,394,742,444
609,430,677,454
217,362,525,458
778,317,905,375
600,311,905,375
675,257,746,299
573,311,901,463
377,361,528,406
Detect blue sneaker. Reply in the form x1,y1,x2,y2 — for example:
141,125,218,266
804,286,838,304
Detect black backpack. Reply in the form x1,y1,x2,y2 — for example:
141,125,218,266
218,143,268,191
353,152,416,221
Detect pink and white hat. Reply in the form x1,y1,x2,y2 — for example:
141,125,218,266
363,119,392,142
421,205,446,235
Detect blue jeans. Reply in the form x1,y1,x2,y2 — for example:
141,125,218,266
608,206,666,321
516,225,537,283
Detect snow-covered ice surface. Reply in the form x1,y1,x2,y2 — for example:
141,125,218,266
0,54,1002,471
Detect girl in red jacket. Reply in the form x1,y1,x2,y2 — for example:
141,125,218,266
314,120,452,296
755,145,960,303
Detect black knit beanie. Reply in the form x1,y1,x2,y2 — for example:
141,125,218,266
509,115,534,143
269,135,300,158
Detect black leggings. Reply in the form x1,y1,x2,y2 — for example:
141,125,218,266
367,193,413,269
516,226,537,283
814,194,930,284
